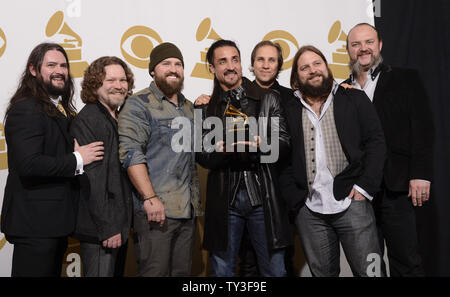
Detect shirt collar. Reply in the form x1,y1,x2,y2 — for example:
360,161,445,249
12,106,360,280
294,81,337,118
50,96,62,106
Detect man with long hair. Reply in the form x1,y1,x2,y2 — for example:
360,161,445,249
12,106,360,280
0,43,104,277
279,45,385,276
70,56,134,277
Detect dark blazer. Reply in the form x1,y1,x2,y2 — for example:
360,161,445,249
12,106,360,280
345,64,434,192
70,102,132,244
1,98,78,238
279,86,386,216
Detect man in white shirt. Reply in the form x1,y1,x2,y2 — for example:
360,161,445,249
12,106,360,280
279,45,386,276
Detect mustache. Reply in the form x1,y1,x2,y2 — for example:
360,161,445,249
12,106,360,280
110,89,127,94
308,73,323,80
358,49,373,56
166,72,180,78
224,70,237,76
50,74,66,80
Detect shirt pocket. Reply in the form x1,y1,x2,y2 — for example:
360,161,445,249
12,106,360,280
156,118,174,146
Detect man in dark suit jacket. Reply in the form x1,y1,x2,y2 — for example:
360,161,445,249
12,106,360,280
279,45,386,276
70,56,133,277
345,23,434,276
1,43,104,277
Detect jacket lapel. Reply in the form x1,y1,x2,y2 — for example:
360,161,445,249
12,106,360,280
372,64,392,105
288,98,306,167
54,115,73,148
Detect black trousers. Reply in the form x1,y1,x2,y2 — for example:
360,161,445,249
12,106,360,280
7,236,68,277
373,187,425,277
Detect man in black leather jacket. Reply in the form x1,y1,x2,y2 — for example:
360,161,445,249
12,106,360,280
196,39,291,277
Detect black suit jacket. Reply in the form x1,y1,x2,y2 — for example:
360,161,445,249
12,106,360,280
1,98,78,238
344,64,434,192
279,86,386,216
70,102,132,244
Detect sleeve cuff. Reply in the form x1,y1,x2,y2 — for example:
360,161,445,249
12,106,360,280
353,185,373,201
412,179,431,183
73,151,84,175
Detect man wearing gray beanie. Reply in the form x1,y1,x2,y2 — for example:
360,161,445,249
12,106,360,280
118,42,203,276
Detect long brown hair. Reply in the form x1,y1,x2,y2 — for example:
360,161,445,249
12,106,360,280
5,43,75,120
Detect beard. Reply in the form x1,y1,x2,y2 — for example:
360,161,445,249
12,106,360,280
298,71,334,99
42,74,69,97
154,73,184,98
349,52,383,77
104,90,127,109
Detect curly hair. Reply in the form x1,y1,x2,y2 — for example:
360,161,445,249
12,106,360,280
81,56,134,104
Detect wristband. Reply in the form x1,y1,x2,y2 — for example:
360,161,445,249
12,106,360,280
142,194,158,205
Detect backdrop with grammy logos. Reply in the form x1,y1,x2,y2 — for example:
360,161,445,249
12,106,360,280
0,0,375,277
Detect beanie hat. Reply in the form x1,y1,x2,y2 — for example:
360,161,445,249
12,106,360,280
148,42,184,75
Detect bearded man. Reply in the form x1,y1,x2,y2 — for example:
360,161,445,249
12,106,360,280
344,23,434,277
1,43,104,277
279,45,386,276
70,56,134,277
118,43,202,276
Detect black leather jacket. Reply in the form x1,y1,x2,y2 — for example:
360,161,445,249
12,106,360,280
196,78,291,252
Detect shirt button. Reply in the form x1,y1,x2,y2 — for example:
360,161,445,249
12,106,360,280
311,148,314,151
312,159,315,162
312,170,316,173
311,127,314,131
311,138,314,141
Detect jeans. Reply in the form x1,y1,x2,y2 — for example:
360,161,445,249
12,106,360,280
210,189,286,277
296,200,383,277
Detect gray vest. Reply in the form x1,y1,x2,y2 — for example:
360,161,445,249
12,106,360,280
302,99,349,196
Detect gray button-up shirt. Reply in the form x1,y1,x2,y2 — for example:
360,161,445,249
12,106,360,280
118,82,202,219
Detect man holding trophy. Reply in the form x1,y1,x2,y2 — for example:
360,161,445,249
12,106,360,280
196,39,291,277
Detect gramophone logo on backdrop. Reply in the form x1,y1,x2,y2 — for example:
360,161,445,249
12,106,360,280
262,30,299,70
45,11,89,78
120,26,163,69
191,18,222,80
328,20,350,80
0,27,6,58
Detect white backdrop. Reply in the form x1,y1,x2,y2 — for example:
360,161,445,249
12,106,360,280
0,0,375,276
